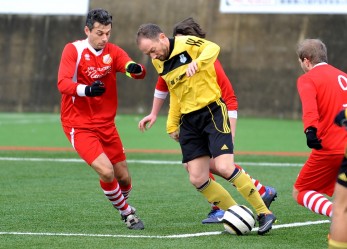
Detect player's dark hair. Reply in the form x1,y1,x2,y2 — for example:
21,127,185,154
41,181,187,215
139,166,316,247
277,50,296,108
86,8,112,30
136,23,163,44
297,39,328,64
172,17,206,38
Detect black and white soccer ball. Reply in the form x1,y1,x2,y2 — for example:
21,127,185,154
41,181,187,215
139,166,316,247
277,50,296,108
221,205,256,235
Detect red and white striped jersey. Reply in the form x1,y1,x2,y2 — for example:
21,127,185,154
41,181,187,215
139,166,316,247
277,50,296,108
57,39,145,128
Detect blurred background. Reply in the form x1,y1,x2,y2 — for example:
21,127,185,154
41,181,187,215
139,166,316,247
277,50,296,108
2,0,347,119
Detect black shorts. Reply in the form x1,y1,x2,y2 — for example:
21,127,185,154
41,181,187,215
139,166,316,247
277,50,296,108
179,99,234,163
337,157,347,188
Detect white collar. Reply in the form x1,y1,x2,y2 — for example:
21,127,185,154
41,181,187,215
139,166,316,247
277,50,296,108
313,62,327,68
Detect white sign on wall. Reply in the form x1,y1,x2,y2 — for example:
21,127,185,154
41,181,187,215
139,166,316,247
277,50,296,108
220,0,347,14
0,0,89,15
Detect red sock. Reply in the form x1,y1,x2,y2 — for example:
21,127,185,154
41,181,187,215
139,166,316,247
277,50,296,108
120,183,132,200
100,178,131,215
297,190,332,217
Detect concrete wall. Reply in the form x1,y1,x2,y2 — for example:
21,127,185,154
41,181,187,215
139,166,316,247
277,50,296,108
1,14,85,112
2,0,347,118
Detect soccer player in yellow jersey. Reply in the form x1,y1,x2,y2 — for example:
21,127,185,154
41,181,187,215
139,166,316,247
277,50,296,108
138,17,277,224
136,23,276,235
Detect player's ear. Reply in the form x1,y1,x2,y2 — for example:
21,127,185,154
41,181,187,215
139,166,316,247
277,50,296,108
84,26,90,36
304,58,312,67
159,33,166,40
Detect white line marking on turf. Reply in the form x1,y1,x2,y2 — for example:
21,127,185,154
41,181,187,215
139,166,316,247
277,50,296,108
0,157,303,167
0,220,329,239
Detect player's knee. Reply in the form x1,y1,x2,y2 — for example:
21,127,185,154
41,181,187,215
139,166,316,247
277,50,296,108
117,175,131,186
98,167,114,182
190,174,209,188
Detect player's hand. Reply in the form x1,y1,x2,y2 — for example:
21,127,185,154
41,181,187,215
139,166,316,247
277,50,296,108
186,61,198,77
169,130,180,142
334,109,347,128
126,63,143,74
305,127,322,150
138,114,157,132
85,80,105,97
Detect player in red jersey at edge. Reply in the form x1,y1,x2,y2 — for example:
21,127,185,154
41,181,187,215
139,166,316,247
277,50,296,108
57,8,146,230
293,39,347,222
138,17,277,224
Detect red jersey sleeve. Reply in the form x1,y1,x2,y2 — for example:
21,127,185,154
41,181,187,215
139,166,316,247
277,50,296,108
125,61,146,79
214,60,238,111
297,76,319,131
154,76,169,99
57,43,79,95
110,44,146,79
155,76,168,91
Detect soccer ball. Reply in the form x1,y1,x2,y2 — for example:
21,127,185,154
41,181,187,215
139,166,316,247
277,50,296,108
221,205,256,235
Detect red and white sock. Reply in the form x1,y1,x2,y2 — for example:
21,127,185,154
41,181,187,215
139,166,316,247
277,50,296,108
235,164,266,196
100,178,132,216
120,183,132,200
297,190,332,217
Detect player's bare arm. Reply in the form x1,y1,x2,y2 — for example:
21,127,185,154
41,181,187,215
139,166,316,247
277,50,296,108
138,97,166,132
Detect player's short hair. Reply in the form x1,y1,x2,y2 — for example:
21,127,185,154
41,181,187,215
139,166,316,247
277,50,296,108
172,17,206,38
297,39,328,64
136,23,163,44
86,8,112,30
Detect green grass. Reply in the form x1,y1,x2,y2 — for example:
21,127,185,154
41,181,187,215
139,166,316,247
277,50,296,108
0,113,330,249
0,113,309,152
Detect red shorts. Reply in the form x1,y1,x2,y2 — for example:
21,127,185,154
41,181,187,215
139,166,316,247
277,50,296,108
294,152,344,196
63,125,126,165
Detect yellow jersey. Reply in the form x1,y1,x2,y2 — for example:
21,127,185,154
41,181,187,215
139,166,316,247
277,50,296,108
151,35,221,133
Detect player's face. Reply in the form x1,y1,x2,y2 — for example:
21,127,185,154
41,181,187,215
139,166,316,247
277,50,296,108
138,35,169,61
85,22,112,50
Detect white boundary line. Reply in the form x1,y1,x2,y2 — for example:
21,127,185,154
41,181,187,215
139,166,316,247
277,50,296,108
0,157,325,239
0,157,303,167
0,220,330,238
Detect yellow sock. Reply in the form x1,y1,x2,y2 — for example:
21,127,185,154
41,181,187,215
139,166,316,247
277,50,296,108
198,179,237,210
229,170,269,215
329,239,347,249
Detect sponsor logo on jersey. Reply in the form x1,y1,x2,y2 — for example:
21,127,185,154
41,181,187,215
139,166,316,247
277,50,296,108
159,51,192,76
85,66,111,78
179,54,187,64
103,54,112,64
169,73,185,86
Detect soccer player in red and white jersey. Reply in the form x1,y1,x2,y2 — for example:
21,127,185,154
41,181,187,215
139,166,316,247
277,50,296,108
57,8,146,230
138,17,277,224
293,39,347,219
